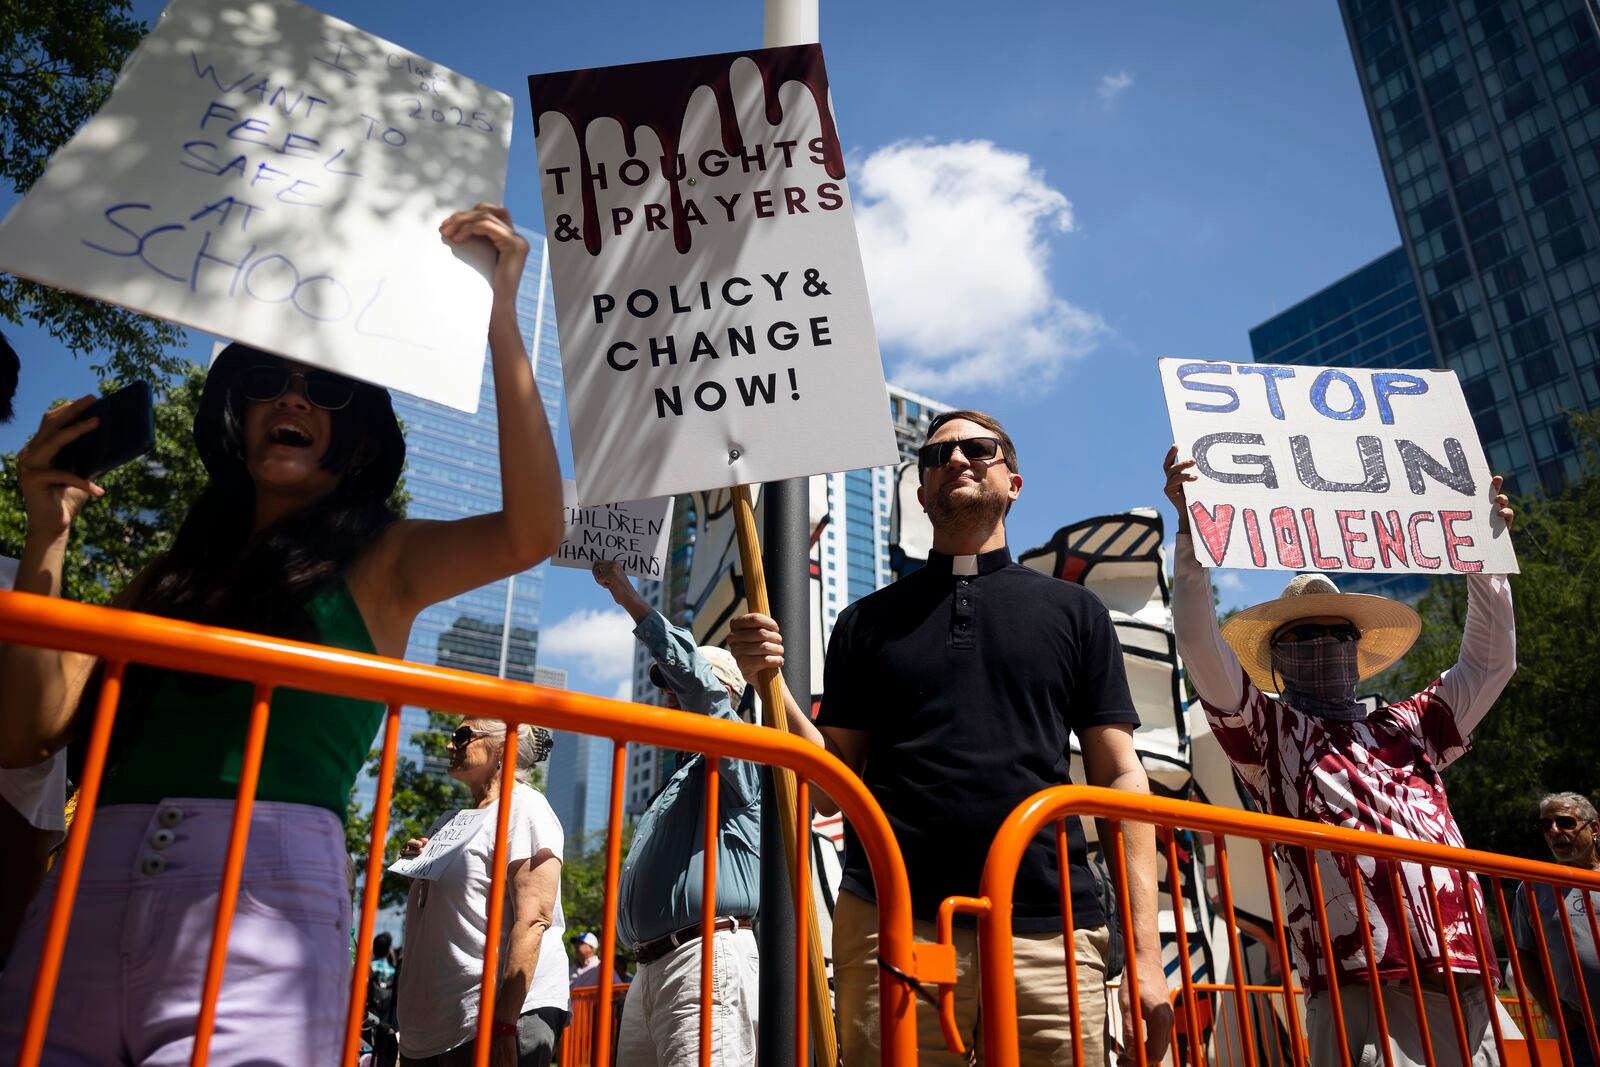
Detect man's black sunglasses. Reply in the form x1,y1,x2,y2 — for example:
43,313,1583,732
1274,622,1362,644
240,364,357,411
1535,814,1584,832
918,436,1005,470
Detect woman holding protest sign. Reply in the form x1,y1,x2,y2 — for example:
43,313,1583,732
0,204,564,1066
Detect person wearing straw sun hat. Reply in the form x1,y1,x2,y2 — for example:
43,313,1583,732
1163,446,1517,1067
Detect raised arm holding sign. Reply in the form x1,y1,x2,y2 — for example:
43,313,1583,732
1162,436,1518,1065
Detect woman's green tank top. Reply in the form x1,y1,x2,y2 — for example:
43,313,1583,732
99,580,385,821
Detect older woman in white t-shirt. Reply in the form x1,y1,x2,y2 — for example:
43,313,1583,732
397,720,568,1067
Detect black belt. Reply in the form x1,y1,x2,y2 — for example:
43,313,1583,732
634,916,753,965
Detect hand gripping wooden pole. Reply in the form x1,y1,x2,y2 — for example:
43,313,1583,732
731,484,840,1067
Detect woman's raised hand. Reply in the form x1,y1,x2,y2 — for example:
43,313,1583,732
440,204,530,310
16,396,106,540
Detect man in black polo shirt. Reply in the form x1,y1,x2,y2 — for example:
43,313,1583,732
730,410,1172,1067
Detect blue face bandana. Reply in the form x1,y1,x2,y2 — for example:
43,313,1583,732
1272,636,1365,721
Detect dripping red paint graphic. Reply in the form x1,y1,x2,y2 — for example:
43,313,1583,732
530,45,846,257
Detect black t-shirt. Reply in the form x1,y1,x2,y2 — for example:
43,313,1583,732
817,546,1139,932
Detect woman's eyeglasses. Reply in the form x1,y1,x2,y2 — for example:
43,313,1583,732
450,726,491,750
1535,814,1584,832
1273,623,1362,645
240,365,357,411
918,436,1005,470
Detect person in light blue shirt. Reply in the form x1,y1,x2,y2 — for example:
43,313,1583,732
590,561,762,1067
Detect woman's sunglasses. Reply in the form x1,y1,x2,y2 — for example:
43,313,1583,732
1273,622,1362,645
240,365,357,411
1535,814,1585,832
450,726,491,750
917,436,1005,470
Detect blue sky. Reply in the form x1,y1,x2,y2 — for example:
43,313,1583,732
1,0,1409,700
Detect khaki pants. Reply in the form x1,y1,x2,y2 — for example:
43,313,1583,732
834,891,1111,1067
1305,979,1497,1067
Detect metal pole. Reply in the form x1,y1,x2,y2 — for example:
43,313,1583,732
496,574,516,678
759,7,820,1067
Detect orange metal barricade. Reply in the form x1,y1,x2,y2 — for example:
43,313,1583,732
0,589,944,1067
559,984,628,1067
934,786,1600,1067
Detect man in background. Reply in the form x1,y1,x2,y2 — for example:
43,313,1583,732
1515,793,1600,1067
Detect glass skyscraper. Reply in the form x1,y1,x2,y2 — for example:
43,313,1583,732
1249,247,1435,370
351,228,563,816
1337,0,1600,493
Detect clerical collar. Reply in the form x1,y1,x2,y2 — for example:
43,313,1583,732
927,546,1012,577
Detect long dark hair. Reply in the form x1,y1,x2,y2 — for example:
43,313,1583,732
131,346,405,640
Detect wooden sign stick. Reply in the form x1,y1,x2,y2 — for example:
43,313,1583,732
730,484,840,1067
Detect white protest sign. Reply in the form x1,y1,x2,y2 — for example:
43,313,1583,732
386,807,486,881
1158,358,1517,575
0,0,513,413
552,480,673,580
529,45,898,505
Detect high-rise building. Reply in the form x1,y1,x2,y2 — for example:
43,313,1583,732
351,228,562,817
1336,0,1600,493
1249,247,1435,371
814,384,951,631
543,657,618,852
620,383,951,814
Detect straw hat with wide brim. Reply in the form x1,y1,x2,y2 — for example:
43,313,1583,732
1219,572,1422,693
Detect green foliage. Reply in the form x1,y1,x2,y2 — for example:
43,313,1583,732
0,364,209,601
0,0,185,380
1380,414,1600,862
562,823,636,971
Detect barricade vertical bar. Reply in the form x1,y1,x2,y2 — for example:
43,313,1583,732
343,703,403,1066
190,684,274,1067
1108,820,1149,1067
18,660,127,1067
593,742,629,1067
1212,835,1259,1067
700,759,721,1067
1304,852,1352,1067
1490,876,1549,1067
1553,882,1600,1067
1056,820,1083,1067
1159,828,1205,1067
472,722,523,1067
1420,873,1471,1065
1383,862,1438,1067
1257,841,1307,1067
1348,856,1396,1067
1457,871,1507,1067
1580,890,1600,1062
1521,877,1576,1067
794,779,810,1067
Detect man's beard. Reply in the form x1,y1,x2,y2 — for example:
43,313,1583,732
926,476,1007,536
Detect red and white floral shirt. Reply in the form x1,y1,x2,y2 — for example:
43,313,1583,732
1173,534,1516,990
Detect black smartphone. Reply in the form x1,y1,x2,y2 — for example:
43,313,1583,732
53,381,156,480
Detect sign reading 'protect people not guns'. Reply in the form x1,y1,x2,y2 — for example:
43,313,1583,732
0,0,513,413
1158,358,1518,575
529,45,898,506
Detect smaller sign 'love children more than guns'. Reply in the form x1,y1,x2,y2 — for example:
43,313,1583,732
1158,358,1518,575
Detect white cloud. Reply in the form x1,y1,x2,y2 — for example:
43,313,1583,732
1096,71,1134,104
1214,571,1245,593
612,678,635,703
853,139,1110,394
539,608,636,682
